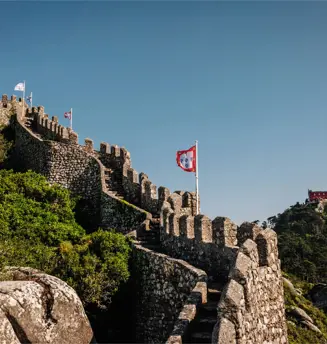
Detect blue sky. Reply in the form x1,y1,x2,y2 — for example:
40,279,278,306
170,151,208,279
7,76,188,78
1,1,327,225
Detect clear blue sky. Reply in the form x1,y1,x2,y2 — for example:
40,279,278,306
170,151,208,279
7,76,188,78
1,1,327,225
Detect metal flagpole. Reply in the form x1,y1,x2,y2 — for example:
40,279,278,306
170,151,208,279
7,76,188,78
22,80,25,117
70,108,73,130
195,140,199,215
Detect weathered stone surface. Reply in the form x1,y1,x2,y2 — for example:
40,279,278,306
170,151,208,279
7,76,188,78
214,237,288,344
290,306,314,324
212,318,236,344
0,267,93,344
132,244,207,344
0,101,12,127
301,320,322,334
160,203,238,278
283,278,301,298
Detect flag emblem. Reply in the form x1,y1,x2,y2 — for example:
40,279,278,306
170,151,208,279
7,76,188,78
14,82,25,91
176,145,196,172
64,111,71,120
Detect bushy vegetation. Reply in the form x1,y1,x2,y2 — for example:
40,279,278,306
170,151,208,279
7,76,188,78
267,202,327,343
0,169,131,310
0,124,13,168
267,202,327,283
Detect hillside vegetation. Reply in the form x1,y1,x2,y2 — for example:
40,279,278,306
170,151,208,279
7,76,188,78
268,201,327,283
267,201,327,343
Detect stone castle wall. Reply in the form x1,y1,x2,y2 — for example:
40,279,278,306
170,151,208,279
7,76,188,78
213,230,288,344
161,200,288,343
160,200,238,279
132,244,207,343
0,94,288,343
2,95,149,233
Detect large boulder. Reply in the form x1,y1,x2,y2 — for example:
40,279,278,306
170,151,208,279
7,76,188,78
308,283,327,309
0,267,93,344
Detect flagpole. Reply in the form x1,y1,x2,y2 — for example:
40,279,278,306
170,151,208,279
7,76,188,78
195,140,199,215
70,108,73,130
22,80,25,117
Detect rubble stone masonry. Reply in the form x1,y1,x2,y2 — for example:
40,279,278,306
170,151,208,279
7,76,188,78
132,244,207,343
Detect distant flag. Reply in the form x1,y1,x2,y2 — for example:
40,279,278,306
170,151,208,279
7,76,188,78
64,108,73,130
14,82,25,92
26,92,32,106
176,142,200,215
176,145,196,172
64,110,72,120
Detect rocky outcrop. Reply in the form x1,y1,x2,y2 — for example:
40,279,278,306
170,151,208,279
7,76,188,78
308,283,327,309
0,267,93,344
289,306,322,334
283,277,301,297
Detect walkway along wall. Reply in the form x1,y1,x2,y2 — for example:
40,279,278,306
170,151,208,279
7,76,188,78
160,201,288,343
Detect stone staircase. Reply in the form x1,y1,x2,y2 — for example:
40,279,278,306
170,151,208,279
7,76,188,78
23,116,42,139
24,117,33,128
184,282,222,344
104,167,125,199
136,215,161,251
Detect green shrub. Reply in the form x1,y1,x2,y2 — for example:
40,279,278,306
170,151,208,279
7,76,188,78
0,125,13,167
0,169,131,310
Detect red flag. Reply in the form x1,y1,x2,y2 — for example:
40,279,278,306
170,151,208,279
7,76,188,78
64,111,71,119
176,145,196,172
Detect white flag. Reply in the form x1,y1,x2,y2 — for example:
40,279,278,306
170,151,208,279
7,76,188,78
14,82,25,91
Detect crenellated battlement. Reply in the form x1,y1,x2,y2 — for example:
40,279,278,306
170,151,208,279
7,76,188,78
2,93,198,217
98,141,131,169
161,198,287,343
161,203,238,248
33,111,78,144
120,165,197,215
159,200,284,283
212,231,287,343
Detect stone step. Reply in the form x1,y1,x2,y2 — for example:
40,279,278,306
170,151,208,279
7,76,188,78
138,235,158,240
198,300,217,316
139,237,158,242
189,316,217,333
189,331,212,343
142,244,161,251
207,290,221,302
138,234,159,239
207,283,223,302
207,282,223,290
137,239,160,245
